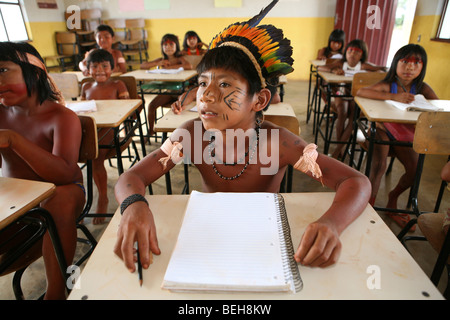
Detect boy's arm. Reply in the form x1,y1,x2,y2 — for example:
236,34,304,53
114,141,180,271
116,80,130,99
280,132,370,267
116,51,127,73
296,154,371,267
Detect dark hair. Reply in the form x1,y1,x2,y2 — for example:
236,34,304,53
161,33,182,59
0,41,58,104
325,29,345,57
343,39,368,63
182,31,203,51
197,46,277,111
86,48,115,69
383,44,428,91
95,24,114,37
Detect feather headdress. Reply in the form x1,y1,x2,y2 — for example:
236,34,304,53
209,0,293,88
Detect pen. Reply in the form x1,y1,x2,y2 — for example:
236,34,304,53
396,76,407,93
136,245,143,287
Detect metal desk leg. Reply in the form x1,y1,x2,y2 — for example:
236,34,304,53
365,121,376,177
113,127,124,175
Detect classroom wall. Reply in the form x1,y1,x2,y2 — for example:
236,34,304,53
23,0,336,80
21,0,450,91
409,0,450,99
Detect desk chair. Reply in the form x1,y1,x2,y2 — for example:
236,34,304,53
347,72,387,168
75,115,100,266
107,18,127,49
44,32,80,72
121,18,148,70
49,72,79,101
265,114,301,193
398,112,450,298
80,76,142,171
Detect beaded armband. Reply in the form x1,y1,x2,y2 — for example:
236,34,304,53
120,194,148,215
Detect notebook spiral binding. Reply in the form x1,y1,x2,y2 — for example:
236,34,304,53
275,194,303,293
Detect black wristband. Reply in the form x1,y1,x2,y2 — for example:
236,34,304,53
120,194,148,215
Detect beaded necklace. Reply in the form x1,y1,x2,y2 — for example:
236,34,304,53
208,120,261,180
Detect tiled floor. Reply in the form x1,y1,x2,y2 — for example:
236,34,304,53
1,80,448,299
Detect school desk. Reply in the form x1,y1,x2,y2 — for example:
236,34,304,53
154,102,299,194
353,97,450,177
0,177,68,285
69,99,146,175
67,192,443,300
314,71,353,155
121,69,198,95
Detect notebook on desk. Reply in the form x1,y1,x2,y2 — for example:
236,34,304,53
161,191,302,293
387,95,443,112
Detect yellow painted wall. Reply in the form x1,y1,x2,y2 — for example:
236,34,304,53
28,21,67,58
409,15,450,99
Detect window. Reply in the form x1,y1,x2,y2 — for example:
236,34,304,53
0,0,29,42
436,0,450,41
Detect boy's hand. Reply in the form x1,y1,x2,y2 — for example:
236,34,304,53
294,221,342,268
394,92,415,104
113,202,161,272
171,100,184,114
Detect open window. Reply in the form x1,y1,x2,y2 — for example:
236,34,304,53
0,0,29,42
435,0,450,42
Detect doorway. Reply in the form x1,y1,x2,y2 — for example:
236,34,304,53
386,0,418,66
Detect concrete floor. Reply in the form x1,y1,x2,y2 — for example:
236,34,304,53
1,80,448,299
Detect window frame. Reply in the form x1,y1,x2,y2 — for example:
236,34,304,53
434,0,450,43
0,0,29,42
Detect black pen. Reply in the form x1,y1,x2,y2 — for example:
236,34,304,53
396,76,407,93
137,246,143,287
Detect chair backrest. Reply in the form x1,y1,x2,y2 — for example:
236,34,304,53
78,115,98,163
183,55,204,69
351,72,386,96
55,31,79,55
413,111,450,155
265,115,301,136
107,18,127,42
80,9,102,31
80,76,139,100
49,72,79,100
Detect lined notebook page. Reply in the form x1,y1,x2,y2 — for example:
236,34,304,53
162,191,292,292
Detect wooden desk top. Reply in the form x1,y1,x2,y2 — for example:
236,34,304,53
0,177,55,230
317,70,353,84
309,59,326,67
68,193,443,300
355,97,450,124
69,99,142,128
121,69,198,82
154,102,297,133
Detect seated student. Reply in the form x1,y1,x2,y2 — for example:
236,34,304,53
79,24,127,76
317,39,386,159
317,29,346,60
80,49,130,224
181,30,207,56
113,2,371,274
357,44,438,228
140,34,192,136
0,42,85,299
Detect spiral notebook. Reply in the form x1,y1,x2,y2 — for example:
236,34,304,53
161,191,302,293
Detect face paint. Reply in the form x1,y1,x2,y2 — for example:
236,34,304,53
399,57,423,65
